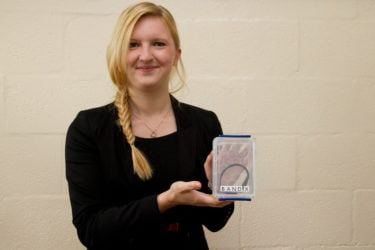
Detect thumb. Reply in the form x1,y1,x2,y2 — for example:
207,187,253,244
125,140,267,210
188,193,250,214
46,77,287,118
183,181,202,191
204,152,213,169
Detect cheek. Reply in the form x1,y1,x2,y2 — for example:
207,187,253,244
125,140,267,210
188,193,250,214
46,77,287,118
160,50,178,66
125,51,136,65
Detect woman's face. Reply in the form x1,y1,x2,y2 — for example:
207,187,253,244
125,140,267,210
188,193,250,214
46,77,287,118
125,15,181,93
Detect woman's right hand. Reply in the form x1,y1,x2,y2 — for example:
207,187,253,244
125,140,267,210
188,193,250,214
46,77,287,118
157,181,232,213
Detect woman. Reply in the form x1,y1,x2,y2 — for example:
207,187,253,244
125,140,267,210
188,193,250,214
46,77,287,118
65,2,234,249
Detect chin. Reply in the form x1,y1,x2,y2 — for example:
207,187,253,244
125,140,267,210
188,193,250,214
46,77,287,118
132,82,166,91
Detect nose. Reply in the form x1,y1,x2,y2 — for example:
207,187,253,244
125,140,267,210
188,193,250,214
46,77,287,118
139,45,153,62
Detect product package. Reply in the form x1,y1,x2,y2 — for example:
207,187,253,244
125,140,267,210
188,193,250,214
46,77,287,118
212,135,255,201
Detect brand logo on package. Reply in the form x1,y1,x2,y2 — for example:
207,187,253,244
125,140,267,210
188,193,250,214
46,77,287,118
220,185,250,193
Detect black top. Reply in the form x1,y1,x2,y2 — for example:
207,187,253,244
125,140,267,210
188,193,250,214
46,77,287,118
135,132,179,193
65,96,234,250
136,133,193,249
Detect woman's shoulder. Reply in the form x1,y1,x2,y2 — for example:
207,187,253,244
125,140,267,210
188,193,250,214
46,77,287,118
173,98,223,141
177,100,219,122
77,102,116,117
172,95,214,115
172,97,221,133
68,103,117,133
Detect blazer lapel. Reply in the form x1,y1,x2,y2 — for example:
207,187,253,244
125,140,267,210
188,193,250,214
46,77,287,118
171,96,197,180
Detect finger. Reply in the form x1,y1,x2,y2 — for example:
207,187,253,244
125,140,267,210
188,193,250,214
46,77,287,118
208,198,234,208
215,201,234,208
204,151,213,170
192,192,233,207
207,151,213,163
191,191,218,204
181,181,202,191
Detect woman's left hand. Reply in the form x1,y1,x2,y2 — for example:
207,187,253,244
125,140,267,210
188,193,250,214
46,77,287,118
204,151,214,186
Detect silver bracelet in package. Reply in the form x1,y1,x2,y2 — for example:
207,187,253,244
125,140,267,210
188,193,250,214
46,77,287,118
212,135,255,201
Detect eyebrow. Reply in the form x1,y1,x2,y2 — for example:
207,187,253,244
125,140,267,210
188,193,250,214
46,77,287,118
130,37,169,41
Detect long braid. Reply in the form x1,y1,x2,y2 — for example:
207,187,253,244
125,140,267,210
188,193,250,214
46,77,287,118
115,89,153,180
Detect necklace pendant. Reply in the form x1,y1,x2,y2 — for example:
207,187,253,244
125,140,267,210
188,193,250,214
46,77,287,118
150,131,157,138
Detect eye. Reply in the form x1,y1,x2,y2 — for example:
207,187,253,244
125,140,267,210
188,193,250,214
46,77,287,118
129,42,139,48
154,41,166,47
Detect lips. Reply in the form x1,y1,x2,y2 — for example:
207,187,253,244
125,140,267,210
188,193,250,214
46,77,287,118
136,65,159,72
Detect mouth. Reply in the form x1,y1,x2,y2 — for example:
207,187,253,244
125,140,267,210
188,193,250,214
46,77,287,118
136,65,159,72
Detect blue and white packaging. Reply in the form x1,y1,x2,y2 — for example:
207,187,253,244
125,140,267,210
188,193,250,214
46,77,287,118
212,135,255,201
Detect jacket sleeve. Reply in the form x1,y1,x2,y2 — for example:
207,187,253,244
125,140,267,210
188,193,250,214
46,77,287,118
65,111,164,248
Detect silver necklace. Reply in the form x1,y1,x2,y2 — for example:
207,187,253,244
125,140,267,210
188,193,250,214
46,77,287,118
132,110,170,138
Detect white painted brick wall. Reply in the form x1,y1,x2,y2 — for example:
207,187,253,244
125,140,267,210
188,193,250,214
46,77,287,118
0,75,4,136
0,1,374,249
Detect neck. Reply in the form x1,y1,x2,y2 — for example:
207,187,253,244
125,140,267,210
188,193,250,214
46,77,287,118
128,89,172,116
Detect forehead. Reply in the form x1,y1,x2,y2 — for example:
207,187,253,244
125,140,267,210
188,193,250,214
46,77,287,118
131,15,172,40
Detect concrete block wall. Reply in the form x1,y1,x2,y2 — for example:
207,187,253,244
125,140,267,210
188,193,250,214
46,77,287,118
0,0,374,249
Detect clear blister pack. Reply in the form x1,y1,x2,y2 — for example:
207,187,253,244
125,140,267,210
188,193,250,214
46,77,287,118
212,135,255,201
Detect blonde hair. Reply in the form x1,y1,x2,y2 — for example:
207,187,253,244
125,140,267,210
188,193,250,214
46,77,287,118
107,2,185,180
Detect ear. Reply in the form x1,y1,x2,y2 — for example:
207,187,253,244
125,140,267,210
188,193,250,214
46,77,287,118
174,49,182,66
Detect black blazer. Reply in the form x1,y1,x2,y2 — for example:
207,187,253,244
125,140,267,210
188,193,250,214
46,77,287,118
65,96,234,249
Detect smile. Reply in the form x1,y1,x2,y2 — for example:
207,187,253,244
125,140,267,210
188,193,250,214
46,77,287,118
136,66,159,72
